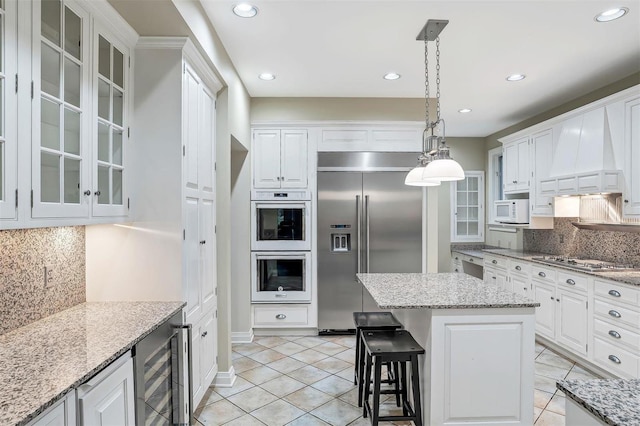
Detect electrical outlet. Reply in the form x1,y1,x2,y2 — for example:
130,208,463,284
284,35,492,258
44,266,54,287
559,234,565,244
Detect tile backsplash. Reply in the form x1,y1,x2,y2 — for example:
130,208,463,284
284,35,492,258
0,227,85,335
524,218,640,265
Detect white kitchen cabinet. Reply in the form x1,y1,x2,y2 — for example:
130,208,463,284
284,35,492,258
190,306,218,404
556,288,589,356
622,96,640,217
533,279,556,339
253,129,308,189
0,0,17,221
503,137,530,193
450,172,484,242
531,129,554,216
27,391,76,426
77,353,135,426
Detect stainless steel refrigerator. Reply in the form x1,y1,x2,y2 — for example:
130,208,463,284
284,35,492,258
317,153,423,332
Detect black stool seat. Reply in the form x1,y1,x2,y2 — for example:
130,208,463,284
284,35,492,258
363,330,425,357
353,312,403,330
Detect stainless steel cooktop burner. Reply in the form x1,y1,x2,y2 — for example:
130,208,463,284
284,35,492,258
531,256,637,272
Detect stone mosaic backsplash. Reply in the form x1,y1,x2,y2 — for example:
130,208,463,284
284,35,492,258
0,227,85,335
524,218,640,266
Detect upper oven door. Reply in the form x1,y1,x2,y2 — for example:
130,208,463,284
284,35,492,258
251,201,311,251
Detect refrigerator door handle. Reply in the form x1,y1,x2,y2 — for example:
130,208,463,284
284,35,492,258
356,195,361,274
365,195,370,273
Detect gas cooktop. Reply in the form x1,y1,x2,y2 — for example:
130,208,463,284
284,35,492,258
531,256,638,273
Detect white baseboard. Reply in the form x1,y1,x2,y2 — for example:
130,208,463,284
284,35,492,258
231,330,254,344
253,327,318,337
213,366,236,388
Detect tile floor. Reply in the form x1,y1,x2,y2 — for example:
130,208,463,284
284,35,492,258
194,336,600,426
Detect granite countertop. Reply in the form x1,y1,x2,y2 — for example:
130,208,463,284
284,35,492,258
483,248,640,287
557,379,640,426
451,244,500,260
357,272,539,309
0,301,185,426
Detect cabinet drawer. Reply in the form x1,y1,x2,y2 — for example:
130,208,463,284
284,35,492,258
484,255,507,269
594,299,640,329
593,337,639,378
594,279,639,308
538,179,557,195
594,318,640,351
508,259,531,275
451,252,463,262
557,271,589,293
254,305,309,327
557,177,577,194
531,265,557,284
451,259,463,273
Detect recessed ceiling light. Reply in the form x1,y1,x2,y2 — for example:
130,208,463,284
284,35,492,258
233,3,258,18
259,73,275,81
383,72,401,80
506,74,526,82
458,108,472,113
595,7,629,22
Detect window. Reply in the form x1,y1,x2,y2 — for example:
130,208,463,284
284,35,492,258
487,146,503,224
451,171,484,242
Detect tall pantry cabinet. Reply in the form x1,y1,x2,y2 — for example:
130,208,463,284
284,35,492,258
86,37,222,408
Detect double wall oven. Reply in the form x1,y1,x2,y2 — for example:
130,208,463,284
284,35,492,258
251,190,312,303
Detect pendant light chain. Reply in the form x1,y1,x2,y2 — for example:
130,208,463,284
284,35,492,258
424,38,430,132
435,36,441,123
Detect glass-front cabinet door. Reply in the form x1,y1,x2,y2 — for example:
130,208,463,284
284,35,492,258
32,0,90,218
93,25,128,216
0,0,17,220
451,171,485,242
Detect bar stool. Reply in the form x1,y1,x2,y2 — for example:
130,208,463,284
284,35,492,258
353,312,403,407
362,329,425,426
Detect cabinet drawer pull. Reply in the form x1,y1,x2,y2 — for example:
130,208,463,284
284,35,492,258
538,271,546,278
469,258,474,262
200,240,206,245
608,310,622,318
275,314,287,320
608,330,621,339
550,296,554,301
201,331,208,338
83,190,92,196
515,265,521,271
455,256,459,260
492,276,496,280
565,279,576,286
492,260,497,265
454,269,458,272
608,290,621,298
608,355,621,364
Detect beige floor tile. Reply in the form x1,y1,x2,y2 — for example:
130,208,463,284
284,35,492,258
534,407,543,423
280,335,306,341
233,357,262,374
335,366,356,382
295,336,327,348
248,348,288,364
260,375,307,398
283,386,334,412
346,416,371,425
215,377,255,398
313,357,352,374
534,409,565,426
195,400,245,425
251,400,306,426
233,342,267,356
311,399,363,426
535,342,546,355
286,413,331,426
227,386,279,412
291,349,330,364
534,389,554,409
199,388,223,407
535,362,571,381
565,364,600,381
536,351,574,370
337,387,364,407
334,348,357,364
332,335,357,348
311,375,355,397
286,365,332,385
535,374,560,394
231,351,244,360
546,394,566,415
315,342,350,356
271,341,307,356
255,336,290,348
222,414,266,426
267,357,308,374
239,366,283,385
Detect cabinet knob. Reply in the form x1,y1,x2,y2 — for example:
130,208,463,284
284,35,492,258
201,331,208,338
275,314,286,320
492,260,497,265
455,257,459,260
515,265,521,271
608,355,621,364
624,199,629,203
492,276,496,280
550,296,554,300
469,258,474,262
565,279,576,286
608,290,621,298
548,202,552,206
454,269,458,272
608,310,622,318
281,176,284,181
538,272,546,278
83,190,91,196
608,330,621,339
94,190,101,196
513,180,517,184
276,177,281,181
200,240,206,245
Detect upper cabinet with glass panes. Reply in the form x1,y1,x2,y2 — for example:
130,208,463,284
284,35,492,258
0,0,17,221
451,171,485,242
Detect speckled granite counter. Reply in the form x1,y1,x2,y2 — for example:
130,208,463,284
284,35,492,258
483,248,640,286
451,244,499,260
0,301,185,426
356,272,539,309
557,379,640,425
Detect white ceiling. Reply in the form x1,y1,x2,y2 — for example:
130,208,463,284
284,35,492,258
200,0,640,137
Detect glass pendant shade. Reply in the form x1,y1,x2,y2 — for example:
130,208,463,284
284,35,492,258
423,158,465,181
405,166,441,186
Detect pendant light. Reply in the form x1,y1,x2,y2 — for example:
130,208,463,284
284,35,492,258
405,19,464,186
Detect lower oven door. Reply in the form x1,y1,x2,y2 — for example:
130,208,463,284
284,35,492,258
251,252,312,303
251,201,311,251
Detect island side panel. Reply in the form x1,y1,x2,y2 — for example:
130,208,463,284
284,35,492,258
395,307,536,426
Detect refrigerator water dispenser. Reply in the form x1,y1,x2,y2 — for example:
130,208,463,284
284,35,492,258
331,234,351,252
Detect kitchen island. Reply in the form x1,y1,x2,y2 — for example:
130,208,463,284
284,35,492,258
357,272,539,426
